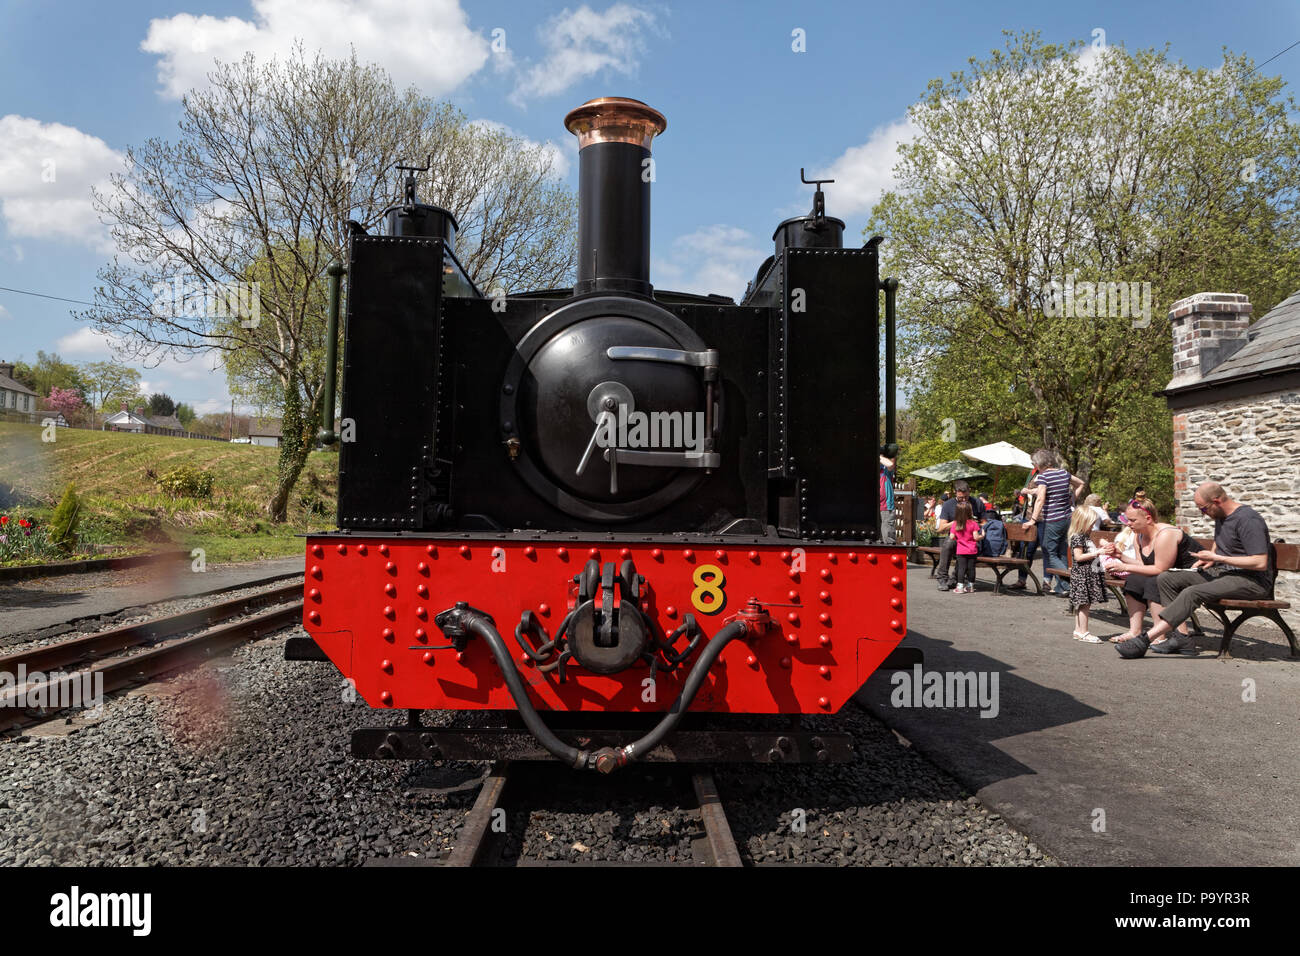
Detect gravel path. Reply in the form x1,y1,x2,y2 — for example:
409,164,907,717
0,630,1052,866
0,557,303,642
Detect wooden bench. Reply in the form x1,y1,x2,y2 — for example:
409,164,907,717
1083,529,1297,657
910,521,1044,595
1197,539,1298,658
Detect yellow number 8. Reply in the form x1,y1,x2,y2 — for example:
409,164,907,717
691,564,726,615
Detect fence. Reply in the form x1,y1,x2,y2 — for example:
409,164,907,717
0,409,231,442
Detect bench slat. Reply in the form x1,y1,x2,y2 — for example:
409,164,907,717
1210,599,1291,610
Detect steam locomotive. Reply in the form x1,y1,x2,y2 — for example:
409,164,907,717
289,97,910,772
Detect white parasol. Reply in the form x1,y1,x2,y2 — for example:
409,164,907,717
960,441,1034,505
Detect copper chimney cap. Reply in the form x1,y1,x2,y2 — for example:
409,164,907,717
564,97,666,150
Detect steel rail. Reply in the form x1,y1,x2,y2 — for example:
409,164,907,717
691,769,743,867
0,580,303,676
0,601,303,729
445,762,511,867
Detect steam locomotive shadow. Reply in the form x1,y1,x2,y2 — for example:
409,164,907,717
854,626,1101,793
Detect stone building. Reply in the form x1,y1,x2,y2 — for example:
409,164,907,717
1162,291,1300,633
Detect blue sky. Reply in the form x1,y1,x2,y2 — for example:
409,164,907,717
1,0,1298,415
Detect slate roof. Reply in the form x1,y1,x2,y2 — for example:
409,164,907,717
0,371,37,397
149,414,183,432
249,418,282,438
1175,289,1300,391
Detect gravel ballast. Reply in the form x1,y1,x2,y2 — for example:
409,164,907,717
0,631,1051,866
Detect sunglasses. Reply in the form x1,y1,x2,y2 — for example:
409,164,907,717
1197,498,1220,515
1128,499,1154,515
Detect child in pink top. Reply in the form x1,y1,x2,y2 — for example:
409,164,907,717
949,502,984,593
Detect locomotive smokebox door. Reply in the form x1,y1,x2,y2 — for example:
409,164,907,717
501,295,721,522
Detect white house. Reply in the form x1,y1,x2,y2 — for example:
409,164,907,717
102,405,153,433
0,361,38,423
249,418,282,447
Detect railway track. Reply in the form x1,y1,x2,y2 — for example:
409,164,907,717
441,762,743,867
0,576,304,733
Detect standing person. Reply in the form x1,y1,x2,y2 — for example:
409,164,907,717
1031,449,1084,596
934,480,986,590
878,444,898,545
1067,505,1109,642
950,502,984,593
1103,498,1196,644
1118,482,1273,658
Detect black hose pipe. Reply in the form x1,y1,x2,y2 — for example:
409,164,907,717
436,603,749,772
435,603,588,768
592,619,748,773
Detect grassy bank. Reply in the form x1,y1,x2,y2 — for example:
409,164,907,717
0,423,336,565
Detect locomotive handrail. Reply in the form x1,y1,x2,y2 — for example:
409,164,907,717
606,346,719,368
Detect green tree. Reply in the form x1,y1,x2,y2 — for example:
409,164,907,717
870,32,1300,498
12,351,86,399
84,47,576,521
148,393,176,417
49,483,80,555
175,402,196,429
80,361,143,423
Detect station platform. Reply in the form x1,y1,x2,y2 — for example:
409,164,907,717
856,564,1300,866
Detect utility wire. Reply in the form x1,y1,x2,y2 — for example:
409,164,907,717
0,285,95,307
1244,38,1300,79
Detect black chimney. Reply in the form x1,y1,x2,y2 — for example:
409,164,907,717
564,97,666,297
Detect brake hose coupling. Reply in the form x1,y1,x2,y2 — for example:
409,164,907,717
735,597,773,638
592,747,629,774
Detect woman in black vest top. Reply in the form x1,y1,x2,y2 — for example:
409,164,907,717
1103,499,1196,644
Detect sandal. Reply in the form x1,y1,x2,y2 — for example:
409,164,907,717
1079,632,1103,644
1109,632,1138,644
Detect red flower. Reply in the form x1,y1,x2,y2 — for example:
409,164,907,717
18,518,31,528
0,515,8,525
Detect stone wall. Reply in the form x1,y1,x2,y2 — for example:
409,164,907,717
1172,387,1300,634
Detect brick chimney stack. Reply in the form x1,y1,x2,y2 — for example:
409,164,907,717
1166,292,1252,390
0,361,13,379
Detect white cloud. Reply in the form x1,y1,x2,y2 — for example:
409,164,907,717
55,327,233,410
57,327,226,381
467,118,572,179
55,326,119,358
0,116,123,251
0,303,11,320
809,117,918,219
141,0,490,99
193,396,232,415
654,225,768,302
511,4,658,107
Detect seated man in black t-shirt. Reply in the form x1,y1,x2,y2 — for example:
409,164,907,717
1117,481,1272,658
935,480,986,590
